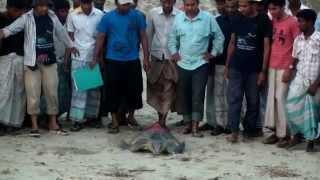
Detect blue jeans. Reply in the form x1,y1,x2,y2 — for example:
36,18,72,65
227,68,260,133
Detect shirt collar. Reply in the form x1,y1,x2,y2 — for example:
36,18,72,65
183,10,202,22
75,7,98,16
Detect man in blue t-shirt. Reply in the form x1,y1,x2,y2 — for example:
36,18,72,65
93,0,150,134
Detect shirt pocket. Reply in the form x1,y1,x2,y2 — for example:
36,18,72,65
176,27,187,37
193,26,210,44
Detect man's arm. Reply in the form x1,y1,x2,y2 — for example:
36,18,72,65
283,38,300,83
91,32,106,68
54,15,74,49
262,37,271,74
224,33,236,79
167,19,181,62
146,11,154,53
209,16,225,57
140,30,150,72
257,15,273,86
257,37,271,86
0,15,26,39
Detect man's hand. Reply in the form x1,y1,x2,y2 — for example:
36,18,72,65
308,83,319,96
70,47,80,57
143,58,151,72
224,67,229,80
64,62,70,72
171,53,181,63
89,59,98,69
99,59,106,71
257,72,267,87
203,52,214,62
282,69,294,83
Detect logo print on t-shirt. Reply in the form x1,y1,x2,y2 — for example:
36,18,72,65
273,28,286,46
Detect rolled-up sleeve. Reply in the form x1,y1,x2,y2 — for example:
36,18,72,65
210,16,224,57
167,19,179,55
66,14,75,33
292,37,299,59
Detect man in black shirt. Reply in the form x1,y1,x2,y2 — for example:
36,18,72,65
225,0,272,143
0,0,28,134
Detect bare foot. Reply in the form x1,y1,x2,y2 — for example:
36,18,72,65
226,133,239,143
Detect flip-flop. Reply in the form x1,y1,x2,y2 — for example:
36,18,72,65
29,129,41,138
108,126,120,134
192,131,204,138
50,129,69,136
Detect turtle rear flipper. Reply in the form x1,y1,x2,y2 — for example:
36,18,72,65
166,141,185,154
130,138,149,152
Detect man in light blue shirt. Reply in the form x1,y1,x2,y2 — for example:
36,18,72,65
168,0,224,137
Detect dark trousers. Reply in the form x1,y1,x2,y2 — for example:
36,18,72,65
227,68,260,133
176,64,209,122
104,59,143,113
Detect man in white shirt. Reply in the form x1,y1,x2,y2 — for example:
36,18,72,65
67,0,103,131
146,0,179,128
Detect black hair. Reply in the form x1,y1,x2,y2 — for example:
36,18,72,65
53,0,70,10
297,9,317,24
215,0,226,3
6,0,29,9
32,0,53,6
80,0,93,3
267,0,286,7
183,0,200,4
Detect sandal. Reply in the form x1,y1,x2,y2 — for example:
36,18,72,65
108,126,120,134
128,118,140,128
29,129,41,138
182,125,192,134
226,133,239,143
306,141,315,152
50,129,69,136
192,131,204,138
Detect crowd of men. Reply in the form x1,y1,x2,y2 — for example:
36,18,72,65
0,0,320,152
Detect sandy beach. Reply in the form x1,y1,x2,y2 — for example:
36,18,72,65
0,71,320,180
0,0,320,179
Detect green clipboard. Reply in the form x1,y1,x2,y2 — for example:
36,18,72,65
71,64,103,92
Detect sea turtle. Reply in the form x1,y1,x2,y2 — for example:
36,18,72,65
121,123,185,155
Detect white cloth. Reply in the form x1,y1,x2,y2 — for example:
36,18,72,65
67,8,103,62
147,7,180,60
264,69,289,138
0,53,25,127
292,31,320,87
206,65,228,128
